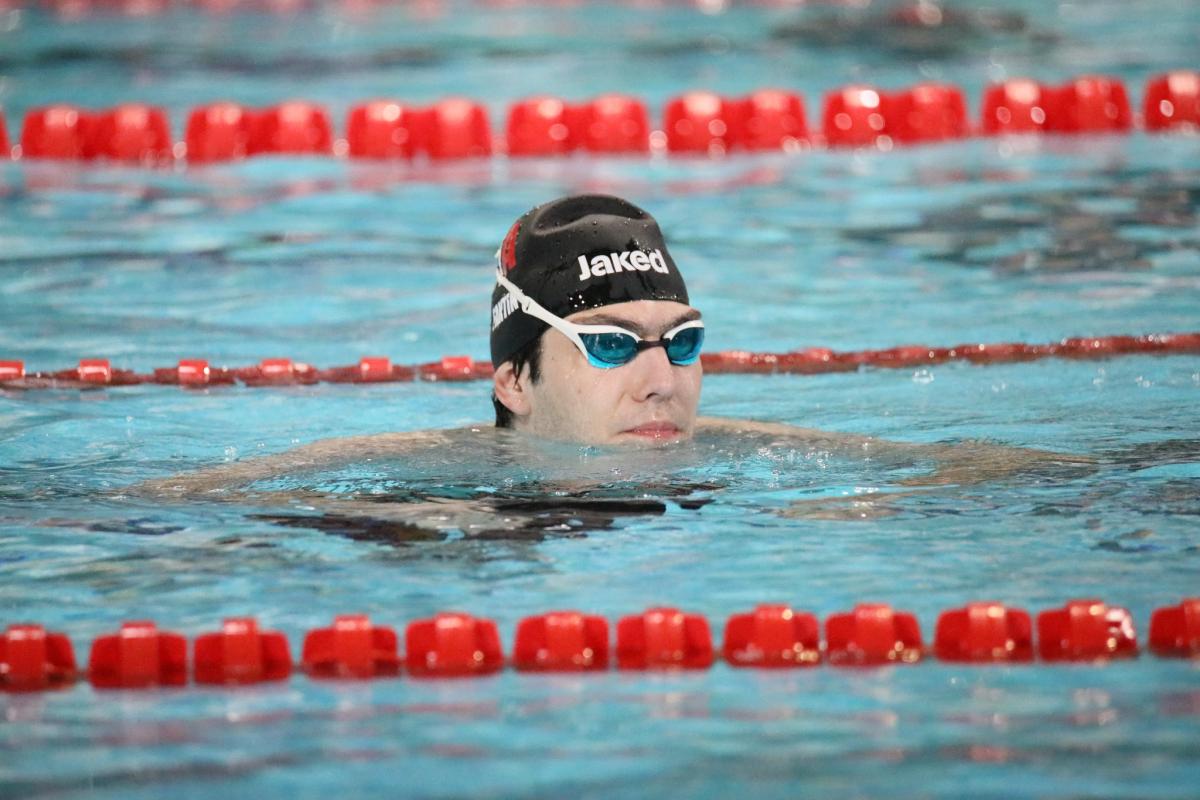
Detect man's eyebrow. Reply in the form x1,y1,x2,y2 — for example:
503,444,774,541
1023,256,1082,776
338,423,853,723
572,308,702,337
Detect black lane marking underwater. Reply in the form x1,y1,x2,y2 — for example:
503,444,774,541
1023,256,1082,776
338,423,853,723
85,518,186,536
842,173,1200,275
254,497,673,546
251,482,718,546
769,5,1051,59
254,513,454,546
1093,529,1164,554
0,234,486,269
0,750,335,800
1099,438,1200,472
0,45,445,76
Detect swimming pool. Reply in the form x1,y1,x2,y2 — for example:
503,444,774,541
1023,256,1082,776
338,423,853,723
2,0,1200,797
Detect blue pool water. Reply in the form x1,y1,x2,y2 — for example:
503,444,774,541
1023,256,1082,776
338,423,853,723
2,1,1200,797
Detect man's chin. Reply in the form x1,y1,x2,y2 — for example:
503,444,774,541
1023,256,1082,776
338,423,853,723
612,425,691,447
514,420,693,448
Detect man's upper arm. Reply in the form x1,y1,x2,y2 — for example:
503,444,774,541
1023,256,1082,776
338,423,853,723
697,416,1094,485
697,416,894,454
128,429,452,499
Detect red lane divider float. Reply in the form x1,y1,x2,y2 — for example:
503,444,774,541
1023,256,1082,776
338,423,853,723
18,104,88,159
513,611,610,672
934,602,1033,663
248,101,335,157
577,94,652,154
616,607,715,670
88,621,188,689
826,603,923,665
1037,599,1138,661
405,612,504,677
88,104,176,163
983,76,1132,135
1144,71,1200,131
193,617,292,685
302,614,401,679
15,103,176,163
1149,598,1200,658
4,72,1197,165
3,332,1197,392
3,598,1198,692
723,604,821,668
0,624,77,691
422,98,493,160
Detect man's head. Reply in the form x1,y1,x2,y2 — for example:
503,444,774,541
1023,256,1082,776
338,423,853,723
490,194,703,446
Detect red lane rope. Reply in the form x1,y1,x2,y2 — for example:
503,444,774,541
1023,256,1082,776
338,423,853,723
2,599,1197,691
2,71,1197,165
1,332,1197,390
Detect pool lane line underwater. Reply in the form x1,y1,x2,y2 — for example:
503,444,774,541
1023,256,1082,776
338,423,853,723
3,600,1198,691
2,331,1198,391
3,71,1198,165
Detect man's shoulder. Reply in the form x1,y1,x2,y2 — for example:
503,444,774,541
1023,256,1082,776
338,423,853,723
697,416,828,438
696,416,891,453
127,425,498,499
305,425,497,455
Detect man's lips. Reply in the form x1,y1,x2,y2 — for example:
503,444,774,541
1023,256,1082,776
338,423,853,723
623,422,682,438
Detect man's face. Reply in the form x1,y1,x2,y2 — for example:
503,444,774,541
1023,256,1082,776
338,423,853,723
519,300,703,446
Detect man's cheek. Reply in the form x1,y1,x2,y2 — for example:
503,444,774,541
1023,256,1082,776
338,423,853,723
574,374,607,427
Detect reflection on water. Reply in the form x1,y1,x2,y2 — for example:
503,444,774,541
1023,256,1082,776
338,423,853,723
10,666,1200,800
233,425,924,544
20,427,1191,548
223,427,1193,552
771,2,1049,60
847,170,1200,275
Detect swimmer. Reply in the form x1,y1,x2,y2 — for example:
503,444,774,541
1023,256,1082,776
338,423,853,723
133,194,1091,521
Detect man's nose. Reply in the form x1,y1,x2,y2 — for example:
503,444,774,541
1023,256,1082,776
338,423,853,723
628,344,677,402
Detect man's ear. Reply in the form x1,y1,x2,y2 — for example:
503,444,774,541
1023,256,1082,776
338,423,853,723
493,361,532,420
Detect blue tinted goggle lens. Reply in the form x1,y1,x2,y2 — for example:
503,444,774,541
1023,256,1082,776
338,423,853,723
579,325,704,368
666,325,704,364
580,332,638,365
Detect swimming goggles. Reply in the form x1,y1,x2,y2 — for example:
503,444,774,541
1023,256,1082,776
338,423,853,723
494,266,704,369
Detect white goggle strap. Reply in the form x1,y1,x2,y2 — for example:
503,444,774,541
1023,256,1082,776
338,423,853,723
494,263,703,362
494,268,592,361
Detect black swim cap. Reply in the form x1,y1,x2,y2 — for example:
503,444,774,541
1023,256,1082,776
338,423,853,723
489,194,690,368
